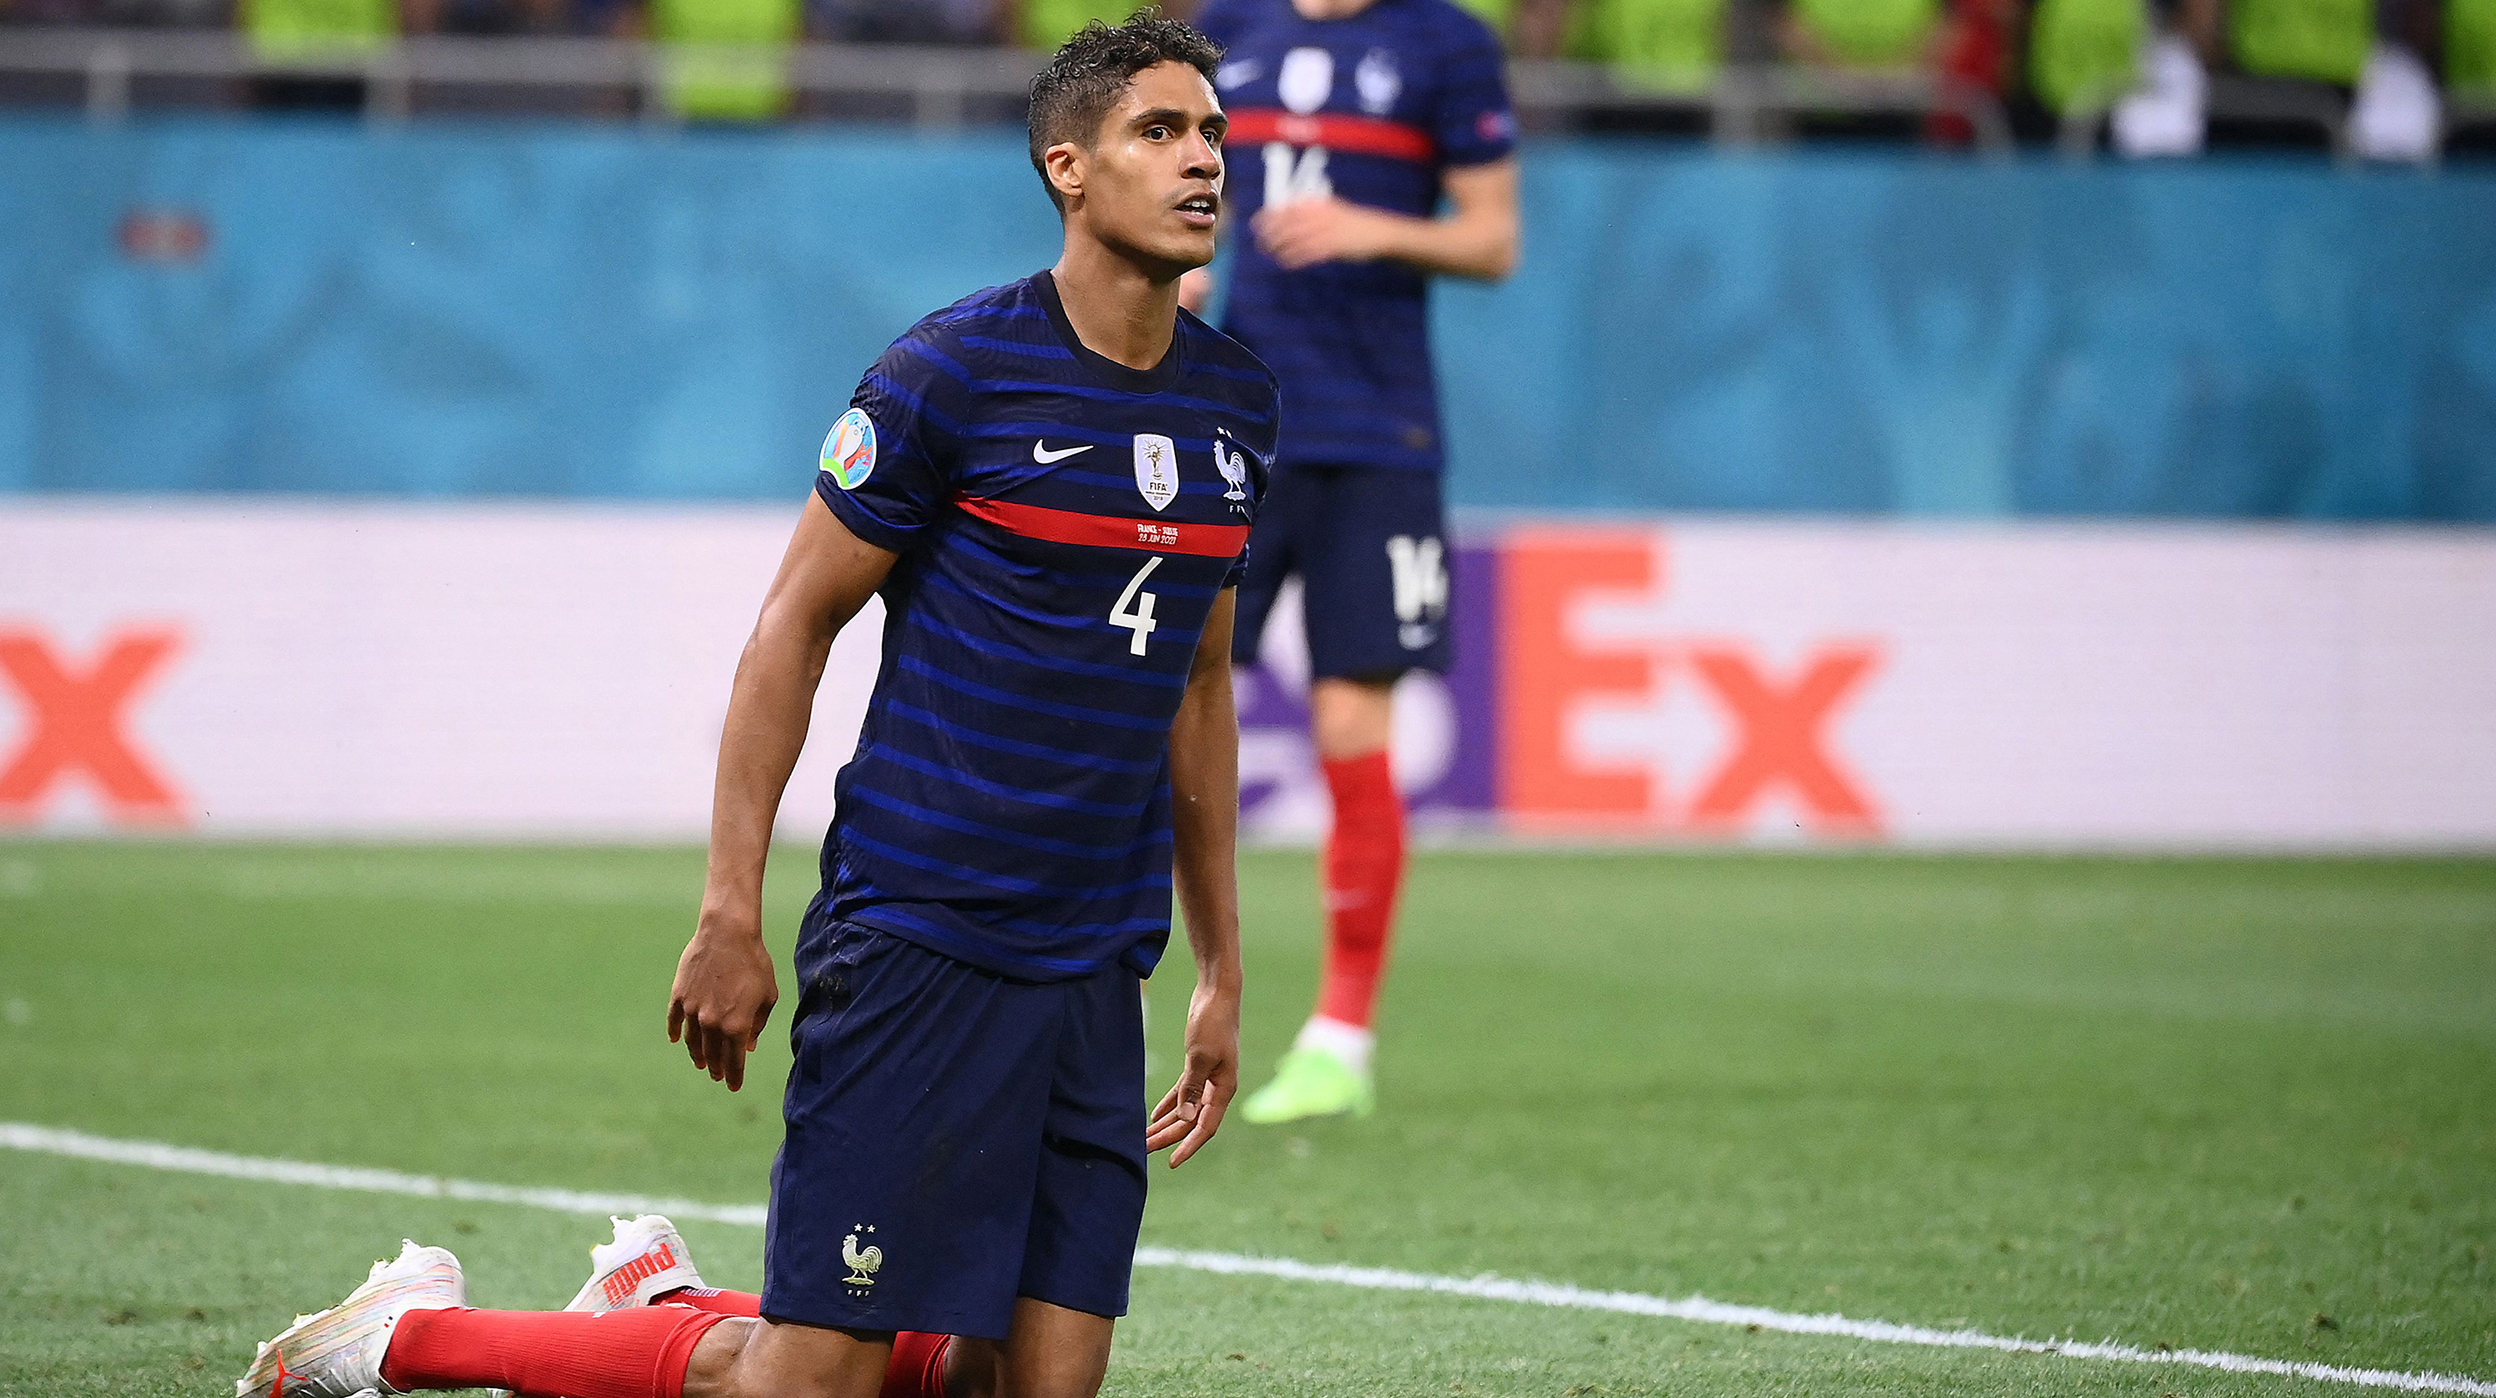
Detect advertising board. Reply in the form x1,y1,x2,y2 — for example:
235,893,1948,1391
6,504,2491,848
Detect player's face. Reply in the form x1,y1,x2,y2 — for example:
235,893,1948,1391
1071,61,1228,275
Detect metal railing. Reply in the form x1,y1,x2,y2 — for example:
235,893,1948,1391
8,25,2486,154
0,27,1046,125
1,26,2022,146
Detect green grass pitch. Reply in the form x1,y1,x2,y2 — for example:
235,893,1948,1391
1,843,2491,1396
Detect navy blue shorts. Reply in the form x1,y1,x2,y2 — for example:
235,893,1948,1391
1231,462,1452,680
760,912,1148,1340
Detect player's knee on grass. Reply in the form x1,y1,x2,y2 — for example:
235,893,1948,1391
998,1298,1116,1398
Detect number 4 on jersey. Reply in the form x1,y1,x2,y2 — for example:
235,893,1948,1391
1111,556,1165,656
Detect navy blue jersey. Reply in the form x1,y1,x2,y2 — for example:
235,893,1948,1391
810,272,1278,982
1195,0,1514,473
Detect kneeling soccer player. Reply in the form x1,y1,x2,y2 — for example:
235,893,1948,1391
237,15,1275,1398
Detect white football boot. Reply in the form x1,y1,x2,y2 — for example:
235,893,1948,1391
236,1240,465,1398
564,1214,706,1313
477,1216,708,1398
477,1215,710,1398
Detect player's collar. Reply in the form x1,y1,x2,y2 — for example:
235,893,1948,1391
1032,270,1185,396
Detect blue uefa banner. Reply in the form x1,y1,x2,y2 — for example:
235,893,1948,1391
0,117,2491,519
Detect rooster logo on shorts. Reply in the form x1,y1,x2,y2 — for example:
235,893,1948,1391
842,1226,882,1287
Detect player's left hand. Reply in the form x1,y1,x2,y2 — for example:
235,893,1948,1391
1147,980,1240,1167
667,915,779,1093
1252,197,1390,270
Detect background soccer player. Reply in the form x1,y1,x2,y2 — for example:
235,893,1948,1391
236,17,1279,1398
1185,0,1521,1124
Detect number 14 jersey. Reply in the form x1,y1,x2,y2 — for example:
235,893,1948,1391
1195,0,1514,474
811,271,1279,983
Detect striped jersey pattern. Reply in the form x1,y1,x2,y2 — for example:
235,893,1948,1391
1195,0,1515,473
811,272,1278,982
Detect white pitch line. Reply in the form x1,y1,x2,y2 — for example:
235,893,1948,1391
7,1122,2490,1396
1131,1249,2496,1394
0,1122,767,1227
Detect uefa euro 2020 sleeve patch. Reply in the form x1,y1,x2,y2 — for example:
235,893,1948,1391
822,408,877,489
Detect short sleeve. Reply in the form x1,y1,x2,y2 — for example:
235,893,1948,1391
1220,379,1281,590
813,334,966,554
1431,19,1517,168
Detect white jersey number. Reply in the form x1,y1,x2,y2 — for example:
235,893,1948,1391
1111,555,1165,656
1386,535,1448,623
1261,143,1333,208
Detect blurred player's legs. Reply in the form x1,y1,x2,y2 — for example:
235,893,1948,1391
1234,464,1448,1124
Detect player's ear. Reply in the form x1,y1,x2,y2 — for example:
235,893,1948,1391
1044,141,1086,208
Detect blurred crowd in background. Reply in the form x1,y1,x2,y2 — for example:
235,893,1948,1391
0,0,2489,157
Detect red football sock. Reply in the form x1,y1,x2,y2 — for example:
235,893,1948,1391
1315,751,1405,1029
881,1331,954,1398
380,1305,727,1398
654,1286,763,1317
613,1291,953,1398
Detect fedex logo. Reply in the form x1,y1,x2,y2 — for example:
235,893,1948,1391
0,625,188,827
1233,525,1887,843
1496,531,1882,836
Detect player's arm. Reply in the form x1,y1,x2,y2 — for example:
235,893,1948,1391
1251,156,1520,281
670,493,898,1092
1148,587,1245,1168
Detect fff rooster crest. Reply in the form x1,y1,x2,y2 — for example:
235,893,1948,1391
842,1225,882,1288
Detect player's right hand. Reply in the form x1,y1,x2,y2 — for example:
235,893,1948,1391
1147,979,1240,1168
667,916,779,1093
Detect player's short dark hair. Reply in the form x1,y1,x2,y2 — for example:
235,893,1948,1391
1027,10,1223,214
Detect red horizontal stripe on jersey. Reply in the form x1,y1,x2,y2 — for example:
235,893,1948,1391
1226,109,1436,164
956,494,1250,558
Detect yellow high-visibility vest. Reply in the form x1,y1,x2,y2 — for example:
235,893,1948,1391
1567,0,1726,92
2454,0,2496,94
2028,0,2144,114
2229,0,2371,84
655,0,800,122
243,0,397,62
1019,0,1130,52
1792,0,1939,68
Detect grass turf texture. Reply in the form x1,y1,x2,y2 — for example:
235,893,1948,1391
0,843,2491,1396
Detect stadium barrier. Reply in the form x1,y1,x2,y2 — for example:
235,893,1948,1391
5,502,2490,848
0,27,2017,144
1,120,2493,521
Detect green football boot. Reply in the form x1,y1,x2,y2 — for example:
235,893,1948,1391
1238,1044,1375,1124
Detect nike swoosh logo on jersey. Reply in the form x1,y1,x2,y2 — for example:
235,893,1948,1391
1033,441,1095,464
